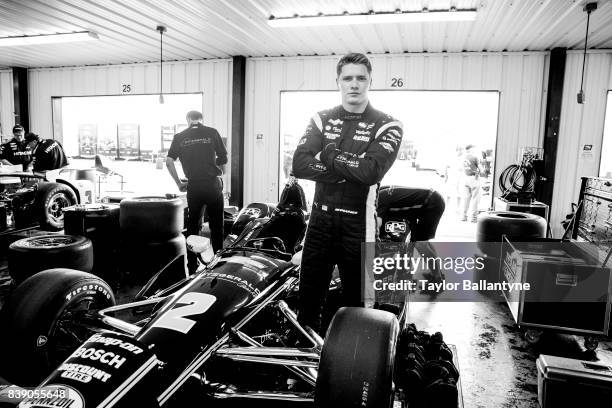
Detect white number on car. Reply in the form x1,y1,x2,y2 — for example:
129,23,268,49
152,293,216,333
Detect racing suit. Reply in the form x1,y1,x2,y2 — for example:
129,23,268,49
292,103,403,331
31,139,68,172
0,138,32,170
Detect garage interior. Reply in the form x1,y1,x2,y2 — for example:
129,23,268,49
1,1,612,407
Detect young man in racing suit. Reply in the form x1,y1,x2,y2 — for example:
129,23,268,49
292,53,403,332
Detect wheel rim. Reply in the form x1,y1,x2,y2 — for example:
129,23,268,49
23,236,77,247
46,296,98,366
47,193,71,223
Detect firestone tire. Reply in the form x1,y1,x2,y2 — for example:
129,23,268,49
120,196,184,241
35,182,78,231
8,235,94,284
315,307,399,408
1,269,115,386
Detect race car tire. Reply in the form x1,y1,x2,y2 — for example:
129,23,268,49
120,196,184,241
476,211,547,243
64,203,120,236
34,182,78,231
8,235,94,284
2,268,115,385
315,307,399,408
119,235,187,283
476,211,546,279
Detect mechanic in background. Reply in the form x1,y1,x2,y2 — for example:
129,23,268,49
166,110,228,273
292,53,403,332
0,124,33,170
25,132,68,174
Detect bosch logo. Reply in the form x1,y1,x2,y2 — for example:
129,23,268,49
385,221,406,233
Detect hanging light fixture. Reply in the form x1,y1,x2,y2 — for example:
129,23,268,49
156,25,167,104
577,2,597,104
268,8,477,27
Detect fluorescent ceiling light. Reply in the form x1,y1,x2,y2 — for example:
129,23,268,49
0,31,99,47
268,10,477,27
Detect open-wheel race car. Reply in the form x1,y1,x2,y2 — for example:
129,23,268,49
0,167,94,232
0,180,413,408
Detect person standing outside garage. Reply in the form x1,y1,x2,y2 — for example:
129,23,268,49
0,124,33,170
166,110,228,273
460,144,482,223
292,53,403,332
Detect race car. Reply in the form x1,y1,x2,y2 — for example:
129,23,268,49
0,180,407,408
0,166,94,232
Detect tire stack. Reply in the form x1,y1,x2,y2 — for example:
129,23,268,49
394,323,459,408
119,196,186,285
7,235,94,285
476,211,547,280
64,203,121,287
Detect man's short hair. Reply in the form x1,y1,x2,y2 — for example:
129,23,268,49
186,110,203,121
336,53,372,76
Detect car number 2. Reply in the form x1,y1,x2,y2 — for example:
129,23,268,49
152,292,217,333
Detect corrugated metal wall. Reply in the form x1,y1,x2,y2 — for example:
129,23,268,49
244,52,549,203
28,60,232,144
26,59,233,190
0,69,14,140
551,50,612,237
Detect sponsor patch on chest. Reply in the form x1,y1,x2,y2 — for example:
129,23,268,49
353,134,370,142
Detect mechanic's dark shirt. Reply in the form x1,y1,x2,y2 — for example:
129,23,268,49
167,123,227,182
292,103,403,214
32,139,68,172
0,138,32,170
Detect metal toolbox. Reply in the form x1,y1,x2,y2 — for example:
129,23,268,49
537,354,612,407
500,237,612,336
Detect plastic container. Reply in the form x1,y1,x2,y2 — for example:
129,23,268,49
537,354,612,407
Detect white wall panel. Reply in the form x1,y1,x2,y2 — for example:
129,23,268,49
27,59,232,192
244,52,548,204
551,51,612,237
0,70,14,140
28,59,232,146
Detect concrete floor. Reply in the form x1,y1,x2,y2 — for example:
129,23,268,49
407,300,612,408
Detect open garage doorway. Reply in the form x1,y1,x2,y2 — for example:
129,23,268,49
279,90,500,240
52,93,206,196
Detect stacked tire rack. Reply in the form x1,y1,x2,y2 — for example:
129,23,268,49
119,196,186,286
